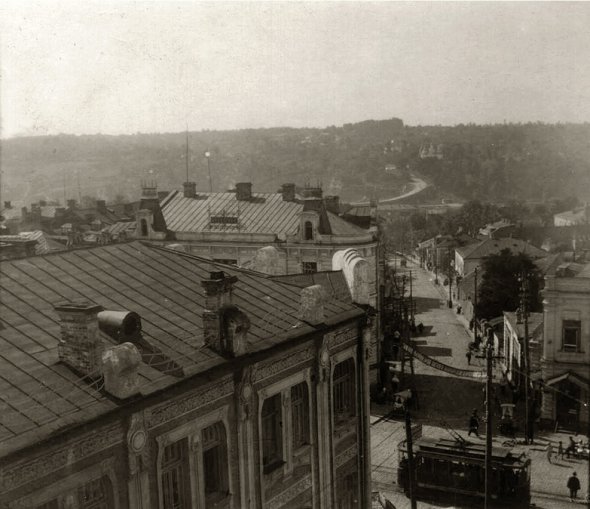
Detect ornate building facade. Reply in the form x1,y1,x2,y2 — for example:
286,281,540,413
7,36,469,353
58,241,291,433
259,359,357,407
0,241,372,509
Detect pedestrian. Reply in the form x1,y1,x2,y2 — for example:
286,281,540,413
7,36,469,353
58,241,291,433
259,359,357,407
468,410,480,437
567,471,581,501
466,350,472,365
547,442,553,463
566,436,576,458
558,441,564,460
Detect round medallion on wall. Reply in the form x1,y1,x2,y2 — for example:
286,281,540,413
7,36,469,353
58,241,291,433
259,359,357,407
130,429,147,453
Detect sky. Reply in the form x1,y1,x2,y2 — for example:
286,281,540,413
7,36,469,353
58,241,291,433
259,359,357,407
2,1,590,138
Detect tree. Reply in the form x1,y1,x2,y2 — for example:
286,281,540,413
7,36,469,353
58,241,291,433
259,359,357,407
476,249,542,320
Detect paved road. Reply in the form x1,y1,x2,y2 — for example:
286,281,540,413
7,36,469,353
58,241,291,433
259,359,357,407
350,175,429,207
372,258,589,507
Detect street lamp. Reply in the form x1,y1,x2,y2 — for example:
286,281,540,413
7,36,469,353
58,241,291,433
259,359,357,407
205,150,212,192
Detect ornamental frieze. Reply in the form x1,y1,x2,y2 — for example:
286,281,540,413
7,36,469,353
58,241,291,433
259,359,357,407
148,375,233,428
265,474,312,509
254,346,314,382
328,326,357,349
0,422,123,493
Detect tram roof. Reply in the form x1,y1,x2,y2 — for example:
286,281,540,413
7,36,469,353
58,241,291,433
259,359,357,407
410,437,528,464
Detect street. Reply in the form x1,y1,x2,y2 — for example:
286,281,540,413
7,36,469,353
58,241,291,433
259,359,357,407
371,260,589,508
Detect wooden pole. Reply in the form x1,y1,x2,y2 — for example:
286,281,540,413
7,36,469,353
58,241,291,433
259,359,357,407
405,410,418,509
485,343,493,509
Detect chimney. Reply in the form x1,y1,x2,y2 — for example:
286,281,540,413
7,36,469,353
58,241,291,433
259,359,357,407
298,285,325,325
54,301,104,377
102,343,141,399
31,203,41,217
281,183,296,202
96,200,107,214
236,182,252,201
140,180,158,199
67,199,77,210
324,195,340,214
39,200,47,207
183,182,197,199
55,207,66,217
201,271,248,356
21,206,28,218
4,201,12,209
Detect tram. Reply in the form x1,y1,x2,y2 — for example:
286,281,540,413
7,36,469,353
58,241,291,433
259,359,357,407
398,436,531,508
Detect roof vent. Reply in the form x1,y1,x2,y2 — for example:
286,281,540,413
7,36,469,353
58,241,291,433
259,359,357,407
102,343,141,399
236,182,252,201
98,310,141,341
299,284,326,325
183,181,197,199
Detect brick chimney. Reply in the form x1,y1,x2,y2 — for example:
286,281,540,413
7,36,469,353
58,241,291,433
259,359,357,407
102,343,141,399
281,183,296,202
201,271,248,356
54,301,104,377
298,285,325,325
236,182,252,201
183,182,197,199
324,195,340,214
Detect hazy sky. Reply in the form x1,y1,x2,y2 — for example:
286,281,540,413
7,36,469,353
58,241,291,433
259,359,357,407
2,1,590,137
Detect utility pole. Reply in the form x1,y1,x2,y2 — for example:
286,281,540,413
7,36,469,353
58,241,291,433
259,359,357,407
405,410,418,509
185,128,190,182
447,248,453,308
517,271,532,444
473,267,478,343
205,150,212,192
485,343,493,509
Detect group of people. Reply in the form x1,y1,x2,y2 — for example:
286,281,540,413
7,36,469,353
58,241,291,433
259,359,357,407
548,436,590,463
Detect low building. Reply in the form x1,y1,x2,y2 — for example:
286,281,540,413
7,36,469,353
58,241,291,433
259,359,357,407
0,241,373,509
454,238,547,277
540,262,590,432
553,204,590,226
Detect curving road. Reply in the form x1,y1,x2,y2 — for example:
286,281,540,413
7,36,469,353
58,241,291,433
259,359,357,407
350,175,429,207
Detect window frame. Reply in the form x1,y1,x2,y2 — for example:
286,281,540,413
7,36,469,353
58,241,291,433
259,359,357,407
261,393,284,473
304,221,314,240
301,261,318,274
156,406,232,509
562,320,581,352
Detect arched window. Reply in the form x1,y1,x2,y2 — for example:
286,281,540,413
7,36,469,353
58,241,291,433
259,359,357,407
140,219,148,237
304,221,313,240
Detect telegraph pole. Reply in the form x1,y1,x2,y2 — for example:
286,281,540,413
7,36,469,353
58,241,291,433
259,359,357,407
405,410,418,509
518,271,532,444
447,249,453,308
205,150,212,192
485,343,493,509
473,267,478,343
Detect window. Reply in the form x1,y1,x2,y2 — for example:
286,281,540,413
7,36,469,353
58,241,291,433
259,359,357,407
304,221,314,240
161,438,191,509
333,358,356,425
562,320,581,352
261,393,283,472
301,261,317,274
202,422,229,500
78,477,113,509
140,218,148,237
291,382,310,449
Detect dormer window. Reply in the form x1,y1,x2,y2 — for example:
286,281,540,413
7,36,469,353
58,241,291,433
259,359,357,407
304,221,314,240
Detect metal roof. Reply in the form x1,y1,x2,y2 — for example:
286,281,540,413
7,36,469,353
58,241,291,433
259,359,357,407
0,241,362,457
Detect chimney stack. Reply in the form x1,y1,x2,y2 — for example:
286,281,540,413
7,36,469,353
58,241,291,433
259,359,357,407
4,201,12,209
324,195,340,214
54,301,104,377
201,271,249,356
183,182,197,199
236,182,252,201
67,199,77,210
39,200,47,207
102,343,141,399
299,285,325,325
281,183,296,202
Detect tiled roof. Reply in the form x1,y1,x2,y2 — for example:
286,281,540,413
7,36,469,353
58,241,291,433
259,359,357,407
161,190,302,234
0,241,362,456
18,231,66,255
105,221,136,236
457,238,547,260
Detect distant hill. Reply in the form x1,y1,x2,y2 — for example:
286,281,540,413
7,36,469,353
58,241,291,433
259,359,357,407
1,119,589,206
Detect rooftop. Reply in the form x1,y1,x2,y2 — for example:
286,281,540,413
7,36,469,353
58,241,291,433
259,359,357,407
0,241,362,457
457,237,547,260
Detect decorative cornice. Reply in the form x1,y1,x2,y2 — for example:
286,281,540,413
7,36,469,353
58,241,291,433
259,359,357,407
255,346,314,383
1,423,123,494
149,375,233,428
328,326,357,350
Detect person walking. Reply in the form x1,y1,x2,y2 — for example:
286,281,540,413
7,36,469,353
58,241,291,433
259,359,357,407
566,436,576,458
468,410,480,437
567,472,581,501
466,349,472,365
558,440,564,460
547,442,553,463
